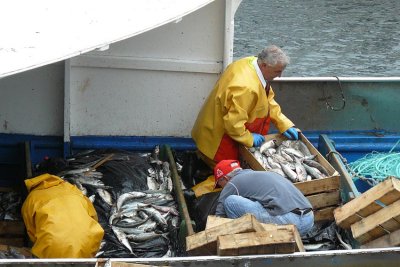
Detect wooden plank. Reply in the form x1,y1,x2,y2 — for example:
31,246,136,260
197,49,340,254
186,214,265,256
361,228,400,249
217,231,295,256
262,223,305,252
296,177,340,196
0,237,24,247
239,144,265,171
205,216,232,230
307,191,340,209
314,206,336,222
351,199,400,244
0,221,25,236
206,216,305,252
291,225,305,252
334,177,400,229
0,188,13,193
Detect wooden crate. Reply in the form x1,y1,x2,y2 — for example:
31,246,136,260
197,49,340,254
239,133,341,221
186,214,265,256
0,221,25,247
206,215,305,253
334,177,400,245
217,231,295,256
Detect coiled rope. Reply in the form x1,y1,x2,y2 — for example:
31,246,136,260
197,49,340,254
348,139,400,186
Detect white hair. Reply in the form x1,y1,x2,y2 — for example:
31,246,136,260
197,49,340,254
257,45,290,67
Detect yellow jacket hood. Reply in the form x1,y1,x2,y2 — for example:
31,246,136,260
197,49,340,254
24,173,64,193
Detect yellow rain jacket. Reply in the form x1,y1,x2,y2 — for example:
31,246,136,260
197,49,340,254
192,56,294,162
21,174,104,258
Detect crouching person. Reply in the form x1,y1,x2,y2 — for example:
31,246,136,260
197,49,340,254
21,173,104,258
214,160,314,236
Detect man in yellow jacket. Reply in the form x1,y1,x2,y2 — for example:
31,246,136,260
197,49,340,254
192,45,299,165
21,173,104,258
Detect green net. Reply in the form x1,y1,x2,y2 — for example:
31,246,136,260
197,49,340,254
348,140,400,186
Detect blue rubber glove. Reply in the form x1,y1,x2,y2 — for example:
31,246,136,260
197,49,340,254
251,133,265,147
283,127,299,140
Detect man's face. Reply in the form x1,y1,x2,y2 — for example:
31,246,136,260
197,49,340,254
217,176,230,188
260,62,285,82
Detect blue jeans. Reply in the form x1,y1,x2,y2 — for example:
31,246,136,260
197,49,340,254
223,195,314,236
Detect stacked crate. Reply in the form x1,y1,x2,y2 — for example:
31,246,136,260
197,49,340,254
334,177,400,248
239,133,341,222
186,214,304,256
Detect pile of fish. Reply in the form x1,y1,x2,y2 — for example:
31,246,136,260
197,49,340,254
249,139,330,183
55,146,181,258
0,191,22,221
0,246,31,259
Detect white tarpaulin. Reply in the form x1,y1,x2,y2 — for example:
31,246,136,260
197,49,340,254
0,0,214,78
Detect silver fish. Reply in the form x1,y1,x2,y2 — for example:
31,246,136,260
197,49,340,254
119,201,149,214
264,148,276,157
171,216,180,228
151,204,179,216
115,217,150,228
140,207,168,229
112,226,133,253
96,188,113,206
108,204,119,225
126,232,165,242
295,158,307,182
116,191,147,210
294,140,312,156
303,159,329,176
283,148,305,159
75,176,107,188
162,249,173,258
267,157,281,169
280,163,297,182
138,210,150,220
304,242,331,251
147,176,159,191
259,139,277,154
137,221,157,232
261,155,271,169
272,153,287,164
303,155,317,160
74,181,87,196
280,150,294,162
335,230,352,250
302,163,324,179
280,140,292,148
57,167,90,177
88,194,95,203
253,150,264,166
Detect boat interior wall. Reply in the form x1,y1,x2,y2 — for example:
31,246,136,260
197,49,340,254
67,0,225,137
272,81,400,132
0,63,64,136
0,0,215,79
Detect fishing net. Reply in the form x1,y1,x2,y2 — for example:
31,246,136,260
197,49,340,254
348,140,400,186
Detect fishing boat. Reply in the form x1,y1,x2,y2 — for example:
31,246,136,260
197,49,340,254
1,0,400,265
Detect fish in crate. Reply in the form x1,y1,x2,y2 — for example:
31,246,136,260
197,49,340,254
249,139,330,183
